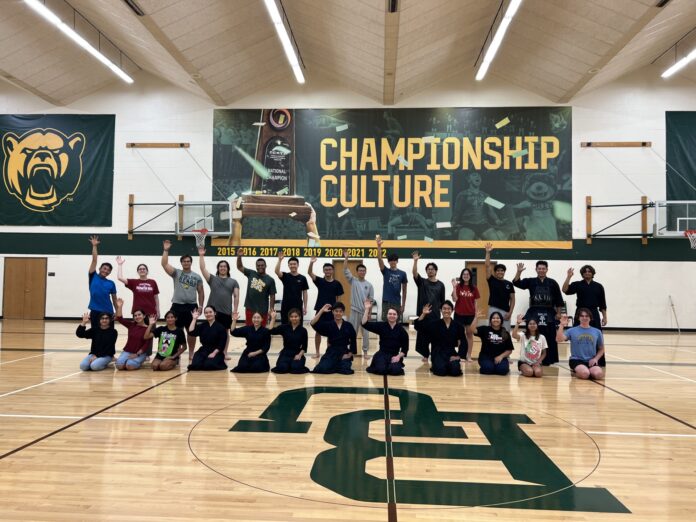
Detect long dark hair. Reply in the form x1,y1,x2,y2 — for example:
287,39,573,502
489,311,510,342
525,318,540,340
457,268,477,293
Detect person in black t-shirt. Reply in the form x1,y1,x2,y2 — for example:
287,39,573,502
513,260,564,365
484,243,515,330
275,252,309,324
412,250,446,361
144,310,187,371
469,310,514,375
308,256,344,358
562,265,607,328
76,312,117,371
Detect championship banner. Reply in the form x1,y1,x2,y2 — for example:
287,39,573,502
0,114,115,226
213,107,571,255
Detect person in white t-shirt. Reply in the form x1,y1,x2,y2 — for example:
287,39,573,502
512,314,547,377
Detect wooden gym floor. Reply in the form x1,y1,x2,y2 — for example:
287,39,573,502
0,319,694,521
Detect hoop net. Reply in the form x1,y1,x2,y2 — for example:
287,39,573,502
192,228,208,249
686,229,696,249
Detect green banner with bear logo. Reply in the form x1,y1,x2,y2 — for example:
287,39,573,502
0,114,114,226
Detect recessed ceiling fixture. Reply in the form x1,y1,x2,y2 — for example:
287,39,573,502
263,0,305,84
23,0,134,84
475,0,523,81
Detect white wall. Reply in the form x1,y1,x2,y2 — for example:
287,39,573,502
1,65,695,327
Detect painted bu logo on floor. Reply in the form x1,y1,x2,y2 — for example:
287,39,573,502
231,387,629,513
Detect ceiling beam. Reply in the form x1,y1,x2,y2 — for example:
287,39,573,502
383,10,400,105
134,15,227,106
558,6,661,103
0,70,61,106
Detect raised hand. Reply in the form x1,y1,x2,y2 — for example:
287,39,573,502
567,267,574,277
321,303,332,313
277,251,285,261
485,242,493,253
81,312,90,324
116,298,124,308
559,313,568,324
343,248,349,259
116,256,125,266
310,256,317,264
421,303,432,316
516,262,525,272
148,314,157,324
376,237,383,247
451,278,458,286
363,298,373,309
198,247,205,256
162,240,172,251
516,313,524,325
191,308,201,320
412,250,420,260
89,235,100,246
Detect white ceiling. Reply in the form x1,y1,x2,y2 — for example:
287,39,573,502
0,0,694,106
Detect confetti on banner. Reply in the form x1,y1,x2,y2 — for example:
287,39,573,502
227,192,238,201
276,187,289,195
337,208,349,218
397,155,411,168
272,145,291,154
512,149,529,158
422,136,436,143
495,117,510,129
436,222,452,229
307,231,320,239
484,196,505,209
235,198,242,209
289,212,297,217
308,239,319,247
252,122,266,126
397,235,407,240
424,236,434,243
232,210,242,220
335,124,349,132
235,146,271,179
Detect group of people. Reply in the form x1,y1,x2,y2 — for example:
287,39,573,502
79,236,608,380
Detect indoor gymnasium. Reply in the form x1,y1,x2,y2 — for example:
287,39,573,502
1,1,695,521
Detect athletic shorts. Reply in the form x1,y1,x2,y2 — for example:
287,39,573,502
216,312,232,330
454,313,475,326
171,302,197,330
569,359,591,371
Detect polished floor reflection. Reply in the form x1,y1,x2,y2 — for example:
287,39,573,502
0,319,694,521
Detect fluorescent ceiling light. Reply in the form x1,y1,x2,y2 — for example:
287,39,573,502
476,0,523,81
661,47,696,78
23,0,134,84
263,0,305,84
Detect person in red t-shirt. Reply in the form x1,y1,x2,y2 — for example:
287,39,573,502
116,256,160,318
451,268,480,362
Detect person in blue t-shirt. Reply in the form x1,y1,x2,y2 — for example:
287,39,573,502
376,237,407,322
87,235,117,330
556,307,605,380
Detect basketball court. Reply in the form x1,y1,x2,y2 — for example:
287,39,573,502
1,320,694,521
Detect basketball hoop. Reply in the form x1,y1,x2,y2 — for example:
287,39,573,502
686,230,696,249
192,228,208,249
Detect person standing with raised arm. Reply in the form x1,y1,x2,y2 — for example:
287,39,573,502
87,235,117,330
451,268,479,362
236,252,276,327
115,256,160,319
199,247,239,360
161,240,204,363
562,265,607,329
376,237,407,322
412,250,446,362
513,260,563,365
343,249,374,358
484,243,515,330
308,256,344,358
275,252,308,324
557,309,605,380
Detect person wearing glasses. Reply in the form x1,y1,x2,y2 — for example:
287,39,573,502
556,308,605,380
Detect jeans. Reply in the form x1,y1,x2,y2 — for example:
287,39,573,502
115,351,147,370
80,354,112,371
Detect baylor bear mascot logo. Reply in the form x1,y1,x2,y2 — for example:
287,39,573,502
2,128,85,212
